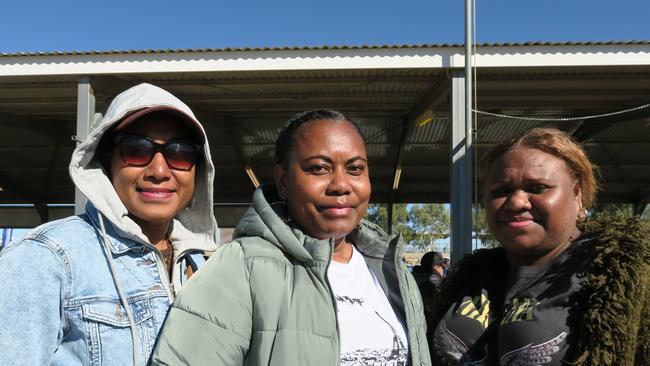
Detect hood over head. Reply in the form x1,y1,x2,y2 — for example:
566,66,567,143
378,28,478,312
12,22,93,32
69,83,217,252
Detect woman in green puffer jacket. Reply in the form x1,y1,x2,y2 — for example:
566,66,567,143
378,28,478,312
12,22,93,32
152,109,431,366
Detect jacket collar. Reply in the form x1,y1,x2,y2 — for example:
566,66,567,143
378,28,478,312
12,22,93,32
85,203,143,254
350,220,402,260
85,203,215,255
573,216,650,365
235,185,403,264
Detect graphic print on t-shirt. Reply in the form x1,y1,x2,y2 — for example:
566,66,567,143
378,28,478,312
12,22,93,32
335,295,408,366
500,298,540,325
496,236,596,365
327,247,409,366
433,236,596,366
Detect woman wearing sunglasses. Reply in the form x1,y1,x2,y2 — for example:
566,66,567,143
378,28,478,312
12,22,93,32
0,83,217,366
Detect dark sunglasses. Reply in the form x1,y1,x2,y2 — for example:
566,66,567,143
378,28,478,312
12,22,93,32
114,134,202,171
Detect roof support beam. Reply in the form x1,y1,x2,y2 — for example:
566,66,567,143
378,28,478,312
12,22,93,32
387,72,449,208
0,113,61,222
191,108,259,192
0,205,72,228
145,75,438,87
571,109,650,142
74,77,96,214
0,173,40,205
0,113,73,145
449,69,473,262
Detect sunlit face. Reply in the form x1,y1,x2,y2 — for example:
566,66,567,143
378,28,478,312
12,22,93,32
110,115,196,227
484,148,582,265
274,120,371,240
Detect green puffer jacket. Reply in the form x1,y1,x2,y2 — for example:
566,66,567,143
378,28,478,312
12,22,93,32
152,186,431,366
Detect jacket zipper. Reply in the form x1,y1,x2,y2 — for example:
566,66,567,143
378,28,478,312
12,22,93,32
323,238,341,365
393,245,423,366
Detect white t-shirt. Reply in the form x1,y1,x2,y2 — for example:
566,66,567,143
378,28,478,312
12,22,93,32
327,246,409,366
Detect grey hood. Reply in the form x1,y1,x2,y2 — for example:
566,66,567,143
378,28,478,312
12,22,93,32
69,83,218,255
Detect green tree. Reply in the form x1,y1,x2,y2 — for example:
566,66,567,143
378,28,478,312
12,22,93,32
473,205,500,248
365,203,387,228
364,203,412,238
409,204,450,250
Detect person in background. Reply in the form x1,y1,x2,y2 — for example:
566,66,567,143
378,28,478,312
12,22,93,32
430,128,649,366
0,83,218,365
151,109,431,366
412,251,445,343
441,258,450,277
412,251,446,292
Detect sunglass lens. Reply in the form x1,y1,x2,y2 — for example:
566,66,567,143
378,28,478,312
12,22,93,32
120,137,154,166
165,142,200,170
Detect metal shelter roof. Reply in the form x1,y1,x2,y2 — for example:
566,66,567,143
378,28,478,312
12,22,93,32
0,41,649,226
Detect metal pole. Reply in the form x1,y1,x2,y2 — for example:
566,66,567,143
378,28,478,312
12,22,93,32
464,0,474,257
465,0,473,154
75,77,95,215
450,71,473,263
448,0,474,264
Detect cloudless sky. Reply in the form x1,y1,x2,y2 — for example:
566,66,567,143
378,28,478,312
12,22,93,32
2,0,649,53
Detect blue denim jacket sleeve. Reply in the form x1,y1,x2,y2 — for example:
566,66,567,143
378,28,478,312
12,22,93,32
0,238,68,365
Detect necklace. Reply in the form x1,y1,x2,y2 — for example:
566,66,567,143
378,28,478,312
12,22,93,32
159,239,173,276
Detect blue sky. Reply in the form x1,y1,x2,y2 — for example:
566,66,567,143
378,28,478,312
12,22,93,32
2,0,649,53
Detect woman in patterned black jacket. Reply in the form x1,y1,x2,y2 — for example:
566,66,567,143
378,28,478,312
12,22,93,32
429,128,649,366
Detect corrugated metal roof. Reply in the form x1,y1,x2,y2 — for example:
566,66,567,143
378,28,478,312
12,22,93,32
0,52,648,207
2,40,649,57
408,117,449,143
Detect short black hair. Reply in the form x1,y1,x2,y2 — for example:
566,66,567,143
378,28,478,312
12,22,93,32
420,251,445,273
274,109,366,166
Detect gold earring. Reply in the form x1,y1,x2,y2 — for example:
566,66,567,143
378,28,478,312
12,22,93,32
577,207,588,222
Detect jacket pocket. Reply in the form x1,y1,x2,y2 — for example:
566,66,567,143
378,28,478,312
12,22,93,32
82,298,155,366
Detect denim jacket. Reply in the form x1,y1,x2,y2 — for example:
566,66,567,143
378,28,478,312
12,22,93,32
0,84,218,365
0,204,208,365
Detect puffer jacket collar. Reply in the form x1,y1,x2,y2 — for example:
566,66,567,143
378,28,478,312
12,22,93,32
233,185,401,263
233,185,430,366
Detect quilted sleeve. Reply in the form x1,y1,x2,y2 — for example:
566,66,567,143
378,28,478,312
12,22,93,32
151,242,252,366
